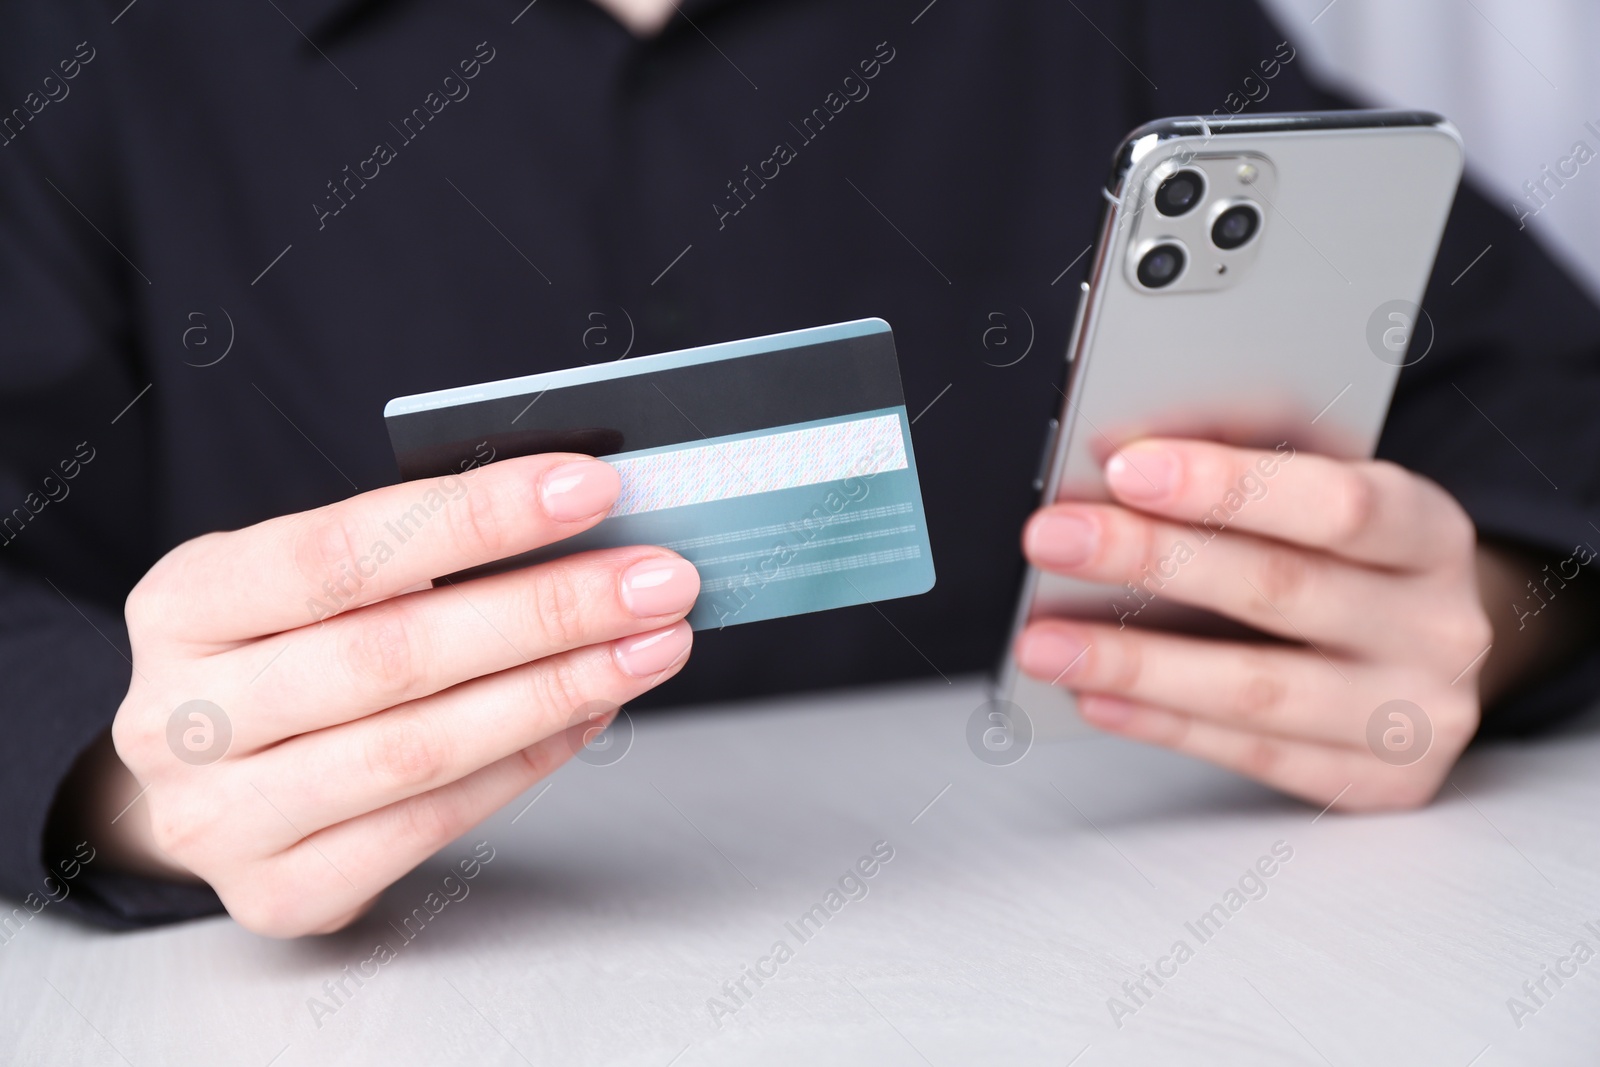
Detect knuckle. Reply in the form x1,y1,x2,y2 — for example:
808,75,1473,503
1432,701,1481,755
528,655,593,722
1438,602,1494,665
126,531,228,642
1252,547,1313,608
1233,657,1287,721
338,605,422,706
517,734,569,779
1463,609,1495,659
447,479,521,560
1239,736,1284,779
1328,467,1378,546
1132,516,1166,579
145,808,185,858
1099,635,1146,695
1401,467,1477,562
365,711,450,791
527,563,591,650
125,542,198,633
294,511,368,593
111,706,163,769
122,574,165,636
222,879,306,939
393,789,467,851
1149,707,1191,748
1441,500,1480,561
146,795,211,864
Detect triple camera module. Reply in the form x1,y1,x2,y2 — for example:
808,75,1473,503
1133,161,1267,292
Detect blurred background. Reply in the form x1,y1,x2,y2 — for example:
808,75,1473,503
1261,0,1600,298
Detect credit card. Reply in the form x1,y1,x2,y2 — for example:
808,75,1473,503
383,318,936,629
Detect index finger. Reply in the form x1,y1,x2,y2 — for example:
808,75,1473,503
141,453,621,643
1101,439,1473,571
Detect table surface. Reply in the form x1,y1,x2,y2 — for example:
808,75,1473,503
4,677,1599,1066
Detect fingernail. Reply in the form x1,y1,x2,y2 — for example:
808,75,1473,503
1025,512,1098,568
1079,695,1136,727
619,556,700,618
1016,629,1087,681
613,621,693,677
1106,446,1176,502
540,460,620,522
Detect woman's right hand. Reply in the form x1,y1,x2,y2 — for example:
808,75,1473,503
106,453,697,937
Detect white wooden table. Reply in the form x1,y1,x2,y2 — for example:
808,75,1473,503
4,677,1597,1066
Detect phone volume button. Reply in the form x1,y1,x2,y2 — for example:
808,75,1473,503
1033,417,1060,493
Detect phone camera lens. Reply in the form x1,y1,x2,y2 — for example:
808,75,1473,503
1136,243,1187,289
1154,170,1204,216
1211,204,1261,250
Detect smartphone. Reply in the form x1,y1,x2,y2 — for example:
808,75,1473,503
999,110,1464,738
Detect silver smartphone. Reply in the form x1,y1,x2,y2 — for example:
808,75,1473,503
999,110,1465,738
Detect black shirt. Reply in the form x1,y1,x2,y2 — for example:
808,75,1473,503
3,0,1598,928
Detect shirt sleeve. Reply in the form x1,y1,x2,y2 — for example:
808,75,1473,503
0,1,224,929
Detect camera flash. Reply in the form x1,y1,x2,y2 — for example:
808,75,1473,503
1236,163,1259,185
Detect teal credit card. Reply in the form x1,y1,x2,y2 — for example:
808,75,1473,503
384,319,936,629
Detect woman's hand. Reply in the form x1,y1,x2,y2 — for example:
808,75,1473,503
1015,438,1495,812
103,453,697,936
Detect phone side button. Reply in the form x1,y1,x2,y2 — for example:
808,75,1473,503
1033,417,1060,493
1065,280,1090,363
